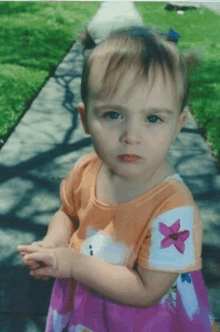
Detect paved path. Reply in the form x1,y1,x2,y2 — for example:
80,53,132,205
197,1,220,14
168,1,220,14
0,2,220,331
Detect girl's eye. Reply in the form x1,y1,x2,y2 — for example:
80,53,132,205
147,115,162,124
103,111,162,124
103,111,121,120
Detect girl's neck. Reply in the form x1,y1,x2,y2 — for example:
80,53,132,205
105,160,175,193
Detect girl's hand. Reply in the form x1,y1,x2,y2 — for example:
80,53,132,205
17,245,76,279
17,241,57,281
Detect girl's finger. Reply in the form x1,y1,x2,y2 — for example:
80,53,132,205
30,267,53,277
18,245,41,253
28,262,41,269
31,274,49,281
21,255,41,270
25,263,40,270
24,252,52,267
31,274,46,280
25,261,46,272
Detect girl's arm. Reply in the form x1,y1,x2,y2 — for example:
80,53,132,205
69,253,179,307
42,209,75,247
19,246,179,307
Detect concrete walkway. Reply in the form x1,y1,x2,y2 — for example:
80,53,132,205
0,2,220,331
167,1,220,14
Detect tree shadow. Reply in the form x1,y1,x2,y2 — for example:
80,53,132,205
0,42,93,330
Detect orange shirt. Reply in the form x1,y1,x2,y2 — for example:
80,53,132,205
60,152,202,273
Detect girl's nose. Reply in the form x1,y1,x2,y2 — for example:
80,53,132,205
120,120,142,144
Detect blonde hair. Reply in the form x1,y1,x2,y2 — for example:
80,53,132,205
78,25,199,119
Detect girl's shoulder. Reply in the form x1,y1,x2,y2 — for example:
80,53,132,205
60,152,98,192
73,152,97,172
64,152,97,179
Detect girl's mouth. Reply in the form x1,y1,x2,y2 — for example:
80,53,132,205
118,155,141,163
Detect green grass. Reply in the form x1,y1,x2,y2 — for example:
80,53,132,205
1,2,220,168
0,1,99,143
136,2,220,165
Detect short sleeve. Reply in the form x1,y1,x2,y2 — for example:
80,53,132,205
60,153,95,219
138,205,203,273
60,177,76,219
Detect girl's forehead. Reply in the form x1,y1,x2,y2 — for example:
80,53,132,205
89,64,182,109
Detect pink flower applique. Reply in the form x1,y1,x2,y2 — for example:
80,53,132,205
159,219,190,254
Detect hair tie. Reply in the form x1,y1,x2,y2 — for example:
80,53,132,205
167,28,181,43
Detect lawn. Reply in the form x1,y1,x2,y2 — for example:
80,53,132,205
0,2,220,169
0,1,99,144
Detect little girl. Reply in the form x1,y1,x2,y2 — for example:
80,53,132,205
17,25,218,332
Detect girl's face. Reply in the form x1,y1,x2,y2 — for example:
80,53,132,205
78,65,188,186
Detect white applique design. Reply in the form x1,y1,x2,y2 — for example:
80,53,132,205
80,226,134,266
52,310,69,331
148,206,195,270
177,272,199,319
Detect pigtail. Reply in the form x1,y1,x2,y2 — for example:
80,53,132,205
184,53,200,79
179,52,201,110
76,23,97,59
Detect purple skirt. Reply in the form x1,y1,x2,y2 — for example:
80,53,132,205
45,271,216,332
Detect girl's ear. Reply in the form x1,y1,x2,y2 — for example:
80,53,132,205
173,107,189,141
77,102,90,135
